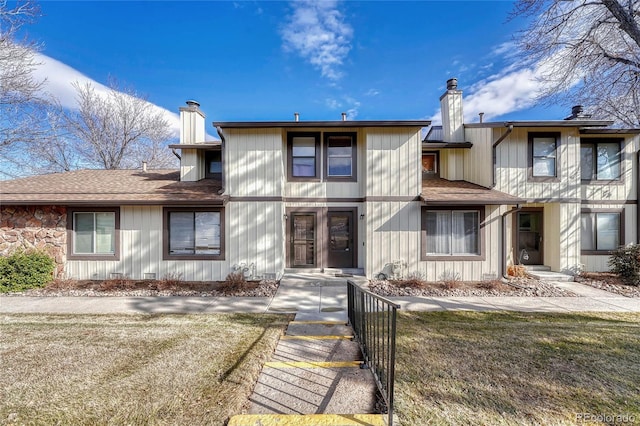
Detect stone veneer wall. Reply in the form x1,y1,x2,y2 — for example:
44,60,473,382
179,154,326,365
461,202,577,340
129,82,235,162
0,206,67,278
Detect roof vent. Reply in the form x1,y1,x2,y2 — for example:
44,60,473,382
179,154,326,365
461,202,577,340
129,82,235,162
341,112,347,121
294,112,299,122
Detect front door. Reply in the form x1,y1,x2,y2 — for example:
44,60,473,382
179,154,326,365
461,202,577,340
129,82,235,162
291,213,316,267
327,210,355,268
517,211,543,265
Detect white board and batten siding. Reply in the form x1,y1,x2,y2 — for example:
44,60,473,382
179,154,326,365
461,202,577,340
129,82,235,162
66,204,284,281
494,127,581,201
463,127,493,187
365,128,422,198
225,128,284,197
180,149,204,182
366,203,505,282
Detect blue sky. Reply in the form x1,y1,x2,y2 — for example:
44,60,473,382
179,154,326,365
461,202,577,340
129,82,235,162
24,0,572,136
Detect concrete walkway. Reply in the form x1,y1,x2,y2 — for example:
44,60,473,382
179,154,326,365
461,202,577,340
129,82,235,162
1,275,638,314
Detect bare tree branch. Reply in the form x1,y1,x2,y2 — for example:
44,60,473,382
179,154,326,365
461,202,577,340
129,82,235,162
62,80,176,170
513,0,640,126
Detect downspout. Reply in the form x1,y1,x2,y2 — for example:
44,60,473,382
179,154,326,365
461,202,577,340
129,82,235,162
216,125,226,195
492,124,514,187
171,148,181,160
501,204,522,280
637,150,640,244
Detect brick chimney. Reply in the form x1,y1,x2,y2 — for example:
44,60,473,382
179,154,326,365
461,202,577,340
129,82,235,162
440,78,465,142
180,100,205,144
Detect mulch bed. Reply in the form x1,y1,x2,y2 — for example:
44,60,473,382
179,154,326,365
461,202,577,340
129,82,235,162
4,278,279,297
575,272,640,298
368,277,577,297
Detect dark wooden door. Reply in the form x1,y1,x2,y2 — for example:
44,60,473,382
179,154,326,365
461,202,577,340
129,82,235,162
327,211,355,268
517,211,543,265
291,214,316,267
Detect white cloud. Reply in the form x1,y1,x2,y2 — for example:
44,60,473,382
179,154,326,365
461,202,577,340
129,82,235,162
32,53,181,137
325,98,342,109
364,88,379,96
344,96,360,119
281,0,353,81
429,48,580,125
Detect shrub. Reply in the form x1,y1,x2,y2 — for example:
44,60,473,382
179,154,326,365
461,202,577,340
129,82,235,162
158,272,184,290
507,264,528,278
218,272,258,293
0,250,56,293
99,276,134,291
397,271,427,289
608,244,640,286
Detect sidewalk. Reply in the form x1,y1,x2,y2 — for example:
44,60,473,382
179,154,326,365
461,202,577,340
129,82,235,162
1,275,638,314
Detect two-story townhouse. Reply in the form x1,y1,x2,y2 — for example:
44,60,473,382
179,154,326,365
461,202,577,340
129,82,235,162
1,81,638,282
423,79,640,280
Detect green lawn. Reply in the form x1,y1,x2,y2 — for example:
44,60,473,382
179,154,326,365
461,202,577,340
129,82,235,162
0,313,289,426
395,312,640,425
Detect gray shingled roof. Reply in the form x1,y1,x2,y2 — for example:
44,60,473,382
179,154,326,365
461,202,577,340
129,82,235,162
0,169,226,205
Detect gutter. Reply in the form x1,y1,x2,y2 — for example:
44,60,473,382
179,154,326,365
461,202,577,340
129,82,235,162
492,124,514,187
501,204,522,280
216,125,226,195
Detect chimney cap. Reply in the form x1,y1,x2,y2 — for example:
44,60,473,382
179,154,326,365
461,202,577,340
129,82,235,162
446,78,458,90
571,105,584,115
185,100,200,108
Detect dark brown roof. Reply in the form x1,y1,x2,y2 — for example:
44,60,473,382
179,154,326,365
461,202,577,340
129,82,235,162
214,120,431,129
465,120,613,128
0,169,226,206
422,178,523,205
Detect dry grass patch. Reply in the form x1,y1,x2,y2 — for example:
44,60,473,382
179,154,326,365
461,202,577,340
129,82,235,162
0,313,290,425
395,312,640,425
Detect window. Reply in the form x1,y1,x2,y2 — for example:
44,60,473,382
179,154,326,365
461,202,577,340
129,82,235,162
205,150,222,180
163,208,224,260
580,139,622,181
286,132,357,182
422,152,439,178
324,133,356,180
529,133,559,179
581,211,622,253
421,207,484,259
287,132,320,180
67,208,119,260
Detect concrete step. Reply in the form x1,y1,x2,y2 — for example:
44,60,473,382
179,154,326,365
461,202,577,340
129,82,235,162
229,413,387,426
323,268,365,276
524,265,552,272
247,364,378,415
273,336,362,363
286,321,352,337
528,270,574,282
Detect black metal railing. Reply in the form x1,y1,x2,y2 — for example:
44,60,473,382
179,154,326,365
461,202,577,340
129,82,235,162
347,280,400,426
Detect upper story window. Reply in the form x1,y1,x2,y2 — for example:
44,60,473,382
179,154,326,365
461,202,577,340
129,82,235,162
288,132,320,181
287,131,356,182
205,150,222,180
163,207,224,260
529,132,560,180
324,133,357,181
580,139,622,182
422,152,439,179
68,208,120,260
